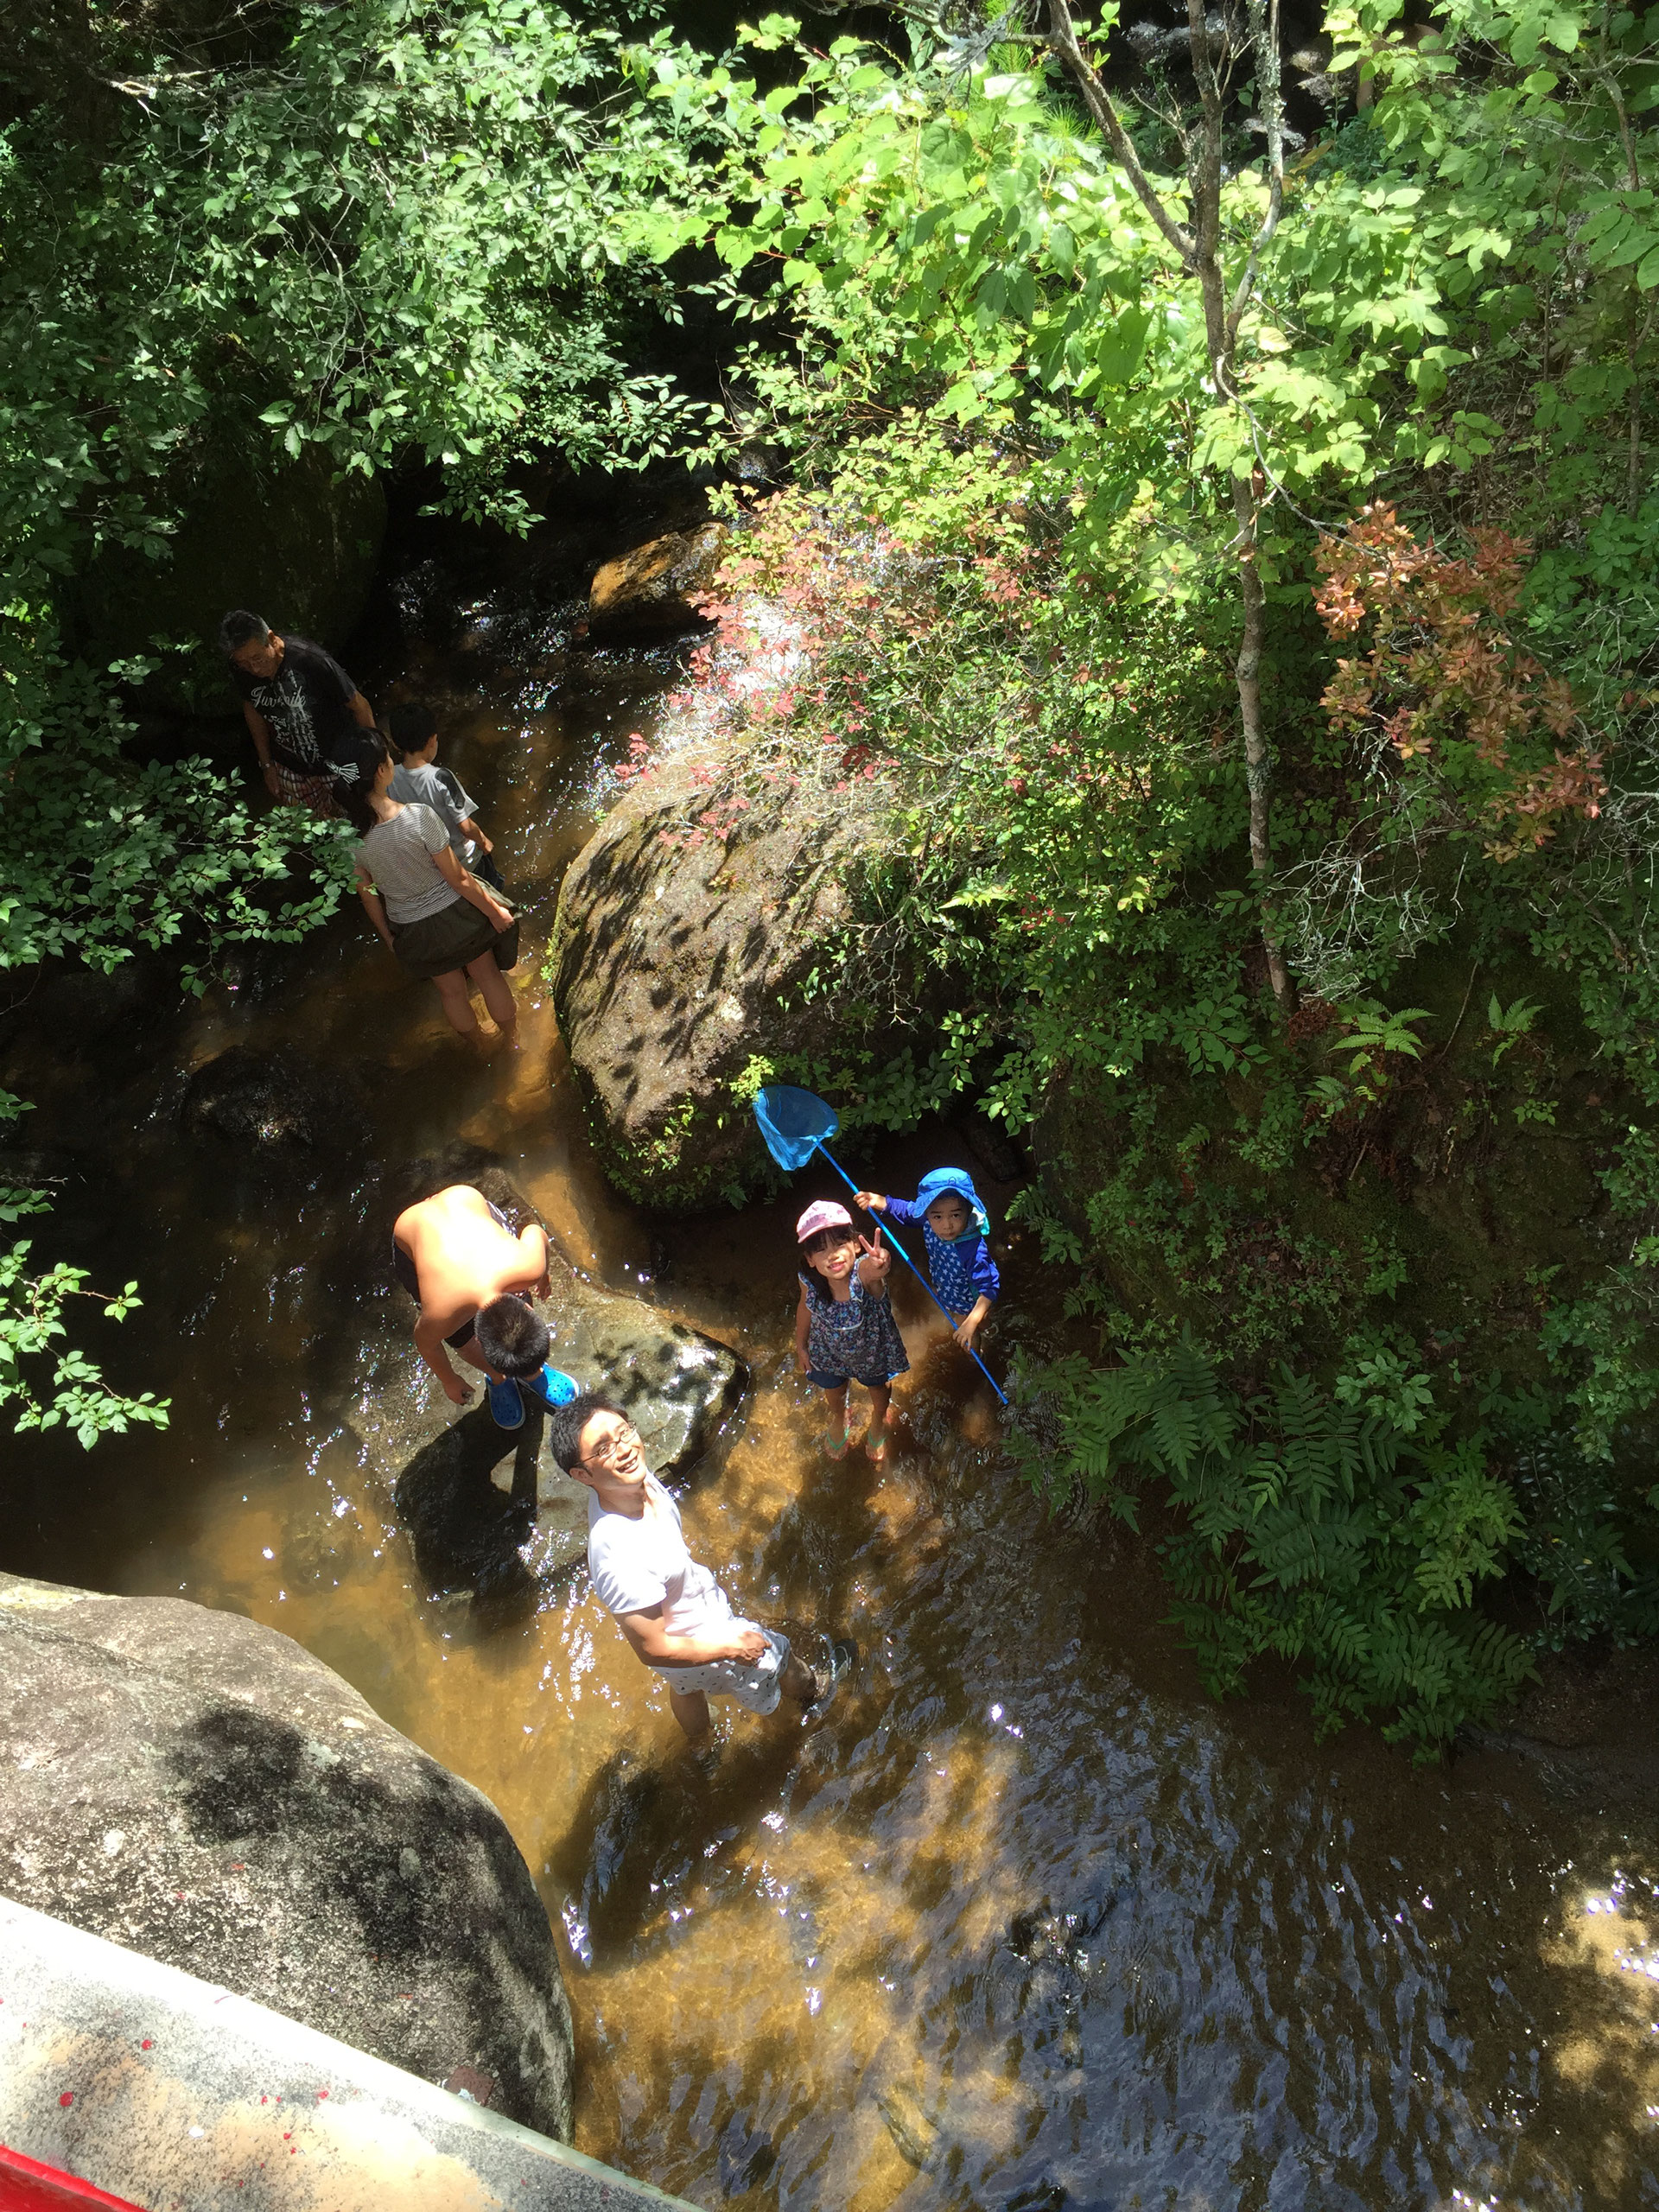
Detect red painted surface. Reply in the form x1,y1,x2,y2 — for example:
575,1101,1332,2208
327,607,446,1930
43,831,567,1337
0,2145,145,2210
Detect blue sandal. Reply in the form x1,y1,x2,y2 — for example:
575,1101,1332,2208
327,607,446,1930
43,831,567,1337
518,1364,579,1412
486,1376,524,1430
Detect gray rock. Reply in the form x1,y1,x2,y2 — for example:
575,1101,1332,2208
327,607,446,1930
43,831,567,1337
0,1573,574,2139
549,755,920,1208
542,1262,748,1473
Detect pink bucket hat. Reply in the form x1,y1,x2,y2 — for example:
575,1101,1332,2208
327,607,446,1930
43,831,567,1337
796,1199,853,1243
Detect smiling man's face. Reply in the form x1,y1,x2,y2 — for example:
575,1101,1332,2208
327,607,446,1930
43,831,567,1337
577,1409,645,1490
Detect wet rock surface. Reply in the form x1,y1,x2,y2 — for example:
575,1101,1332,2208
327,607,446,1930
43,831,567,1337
549,757,900,1207
587,524,727,639
384,1159,747,1600
0,1573,575,2138
181,1044,372,1154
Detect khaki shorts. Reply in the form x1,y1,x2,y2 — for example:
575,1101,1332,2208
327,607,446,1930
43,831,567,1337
653,1626,791,1714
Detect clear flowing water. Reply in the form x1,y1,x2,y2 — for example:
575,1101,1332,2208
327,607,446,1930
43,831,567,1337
4,574,1658,2212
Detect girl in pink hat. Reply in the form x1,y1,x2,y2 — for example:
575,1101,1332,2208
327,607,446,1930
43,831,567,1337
793,1200,910,1462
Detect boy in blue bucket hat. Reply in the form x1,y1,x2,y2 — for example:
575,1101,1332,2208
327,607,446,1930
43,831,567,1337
853,1167,1000,1357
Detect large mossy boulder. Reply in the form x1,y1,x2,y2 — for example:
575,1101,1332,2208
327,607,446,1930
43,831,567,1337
66,442,385,717
548,754,896,1208
0,1573,574,2138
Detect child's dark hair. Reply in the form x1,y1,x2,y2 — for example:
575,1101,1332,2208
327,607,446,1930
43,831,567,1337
549,1391,629,1473
474,1296,550,1379
386,700,439,758
337,730,392,837
389,708,442,760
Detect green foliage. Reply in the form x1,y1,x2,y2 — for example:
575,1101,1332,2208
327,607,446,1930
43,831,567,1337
1,0,738,996
0,1092,169,1450
1486,994,1541,1065
2,0,730,613
644,0,1659,1742
1325,1000,1433,1076
1,639,354,985
1012,1336,1534,1756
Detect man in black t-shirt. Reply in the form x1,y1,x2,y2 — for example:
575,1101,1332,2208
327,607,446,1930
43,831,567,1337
219,609,378,815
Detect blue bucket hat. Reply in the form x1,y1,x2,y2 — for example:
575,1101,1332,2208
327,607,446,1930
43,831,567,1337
916,1167,989,1239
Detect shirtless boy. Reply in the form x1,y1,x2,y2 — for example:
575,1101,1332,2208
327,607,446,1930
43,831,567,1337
391,1185,575,1428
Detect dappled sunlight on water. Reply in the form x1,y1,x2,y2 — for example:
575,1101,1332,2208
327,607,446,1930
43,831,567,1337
6,593,1659,2210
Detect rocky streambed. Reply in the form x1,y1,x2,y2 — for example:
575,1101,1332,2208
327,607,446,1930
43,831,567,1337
4,512,1659,2211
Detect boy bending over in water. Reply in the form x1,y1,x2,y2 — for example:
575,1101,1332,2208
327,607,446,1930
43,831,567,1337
550,1393,846,1742
853,1167,999,1356
392,1184,575,1428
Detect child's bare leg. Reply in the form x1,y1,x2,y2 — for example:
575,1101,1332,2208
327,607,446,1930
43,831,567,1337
819,1383,849,1459
430,967,480,1037
465,950,516,1032
669,1686,711,1741
864,1381,893,1462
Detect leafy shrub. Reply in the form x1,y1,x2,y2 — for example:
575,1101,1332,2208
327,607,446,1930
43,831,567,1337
1012,1336,1535,1758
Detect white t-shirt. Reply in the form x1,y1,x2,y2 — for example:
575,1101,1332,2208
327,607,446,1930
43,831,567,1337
586,1477,734,1641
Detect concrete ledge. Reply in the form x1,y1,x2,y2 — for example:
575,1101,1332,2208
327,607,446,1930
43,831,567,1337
0,1897,694,2211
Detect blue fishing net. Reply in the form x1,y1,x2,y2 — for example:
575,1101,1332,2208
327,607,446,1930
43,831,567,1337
753,1084,839,1171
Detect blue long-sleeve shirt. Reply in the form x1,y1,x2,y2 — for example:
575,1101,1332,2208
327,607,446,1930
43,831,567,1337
885,1196,1000,1316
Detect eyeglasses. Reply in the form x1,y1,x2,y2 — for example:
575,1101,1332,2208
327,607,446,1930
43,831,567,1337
581,1422,640,1470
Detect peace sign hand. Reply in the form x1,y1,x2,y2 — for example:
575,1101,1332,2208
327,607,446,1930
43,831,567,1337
855,1229,891,1287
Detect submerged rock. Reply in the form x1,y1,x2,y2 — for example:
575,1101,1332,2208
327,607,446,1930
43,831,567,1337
181,1043,368,1154
587,523,727,639
0,1573,574,2139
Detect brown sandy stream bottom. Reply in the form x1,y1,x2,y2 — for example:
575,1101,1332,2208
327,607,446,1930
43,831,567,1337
4,626,1659,2212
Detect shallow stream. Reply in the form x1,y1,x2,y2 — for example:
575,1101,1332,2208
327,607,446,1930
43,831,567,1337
4,563,1658,2212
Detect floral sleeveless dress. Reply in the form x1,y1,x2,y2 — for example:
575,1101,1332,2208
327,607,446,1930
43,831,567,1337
799,1269,910,1386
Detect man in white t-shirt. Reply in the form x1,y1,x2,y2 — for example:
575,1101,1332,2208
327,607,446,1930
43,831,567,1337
550,1392,840,1741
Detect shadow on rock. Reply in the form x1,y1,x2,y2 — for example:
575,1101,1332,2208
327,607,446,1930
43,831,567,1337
0,1574,573,2136
392,1401,544,1615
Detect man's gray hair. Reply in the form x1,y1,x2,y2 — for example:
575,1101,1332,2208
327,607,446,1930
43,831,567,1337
218,609,272,658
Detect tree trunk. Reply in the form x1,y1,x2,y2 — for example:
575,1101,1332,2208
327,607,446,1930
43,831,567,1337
1187,0,1295,1011
1230,474,1294,1004
1045,0,1295,1011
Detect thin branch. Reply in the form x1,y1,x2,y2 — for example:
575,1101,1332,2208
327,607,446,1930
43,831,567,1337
1041,0,1196,265
1224,0,1286,349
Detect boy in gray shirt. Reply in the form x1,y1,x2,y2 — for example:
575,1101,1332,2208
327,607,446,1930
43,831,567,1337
386,702,506,889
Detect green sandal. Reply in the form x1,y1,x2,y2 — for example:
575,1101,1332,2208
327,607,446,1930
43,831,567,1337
823,1427,848,1460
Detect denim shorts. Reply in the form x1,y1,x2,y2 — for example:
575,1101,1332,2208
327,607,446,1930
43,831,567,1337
654,1627,791,1715
805,1366,903,1390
